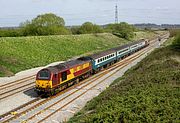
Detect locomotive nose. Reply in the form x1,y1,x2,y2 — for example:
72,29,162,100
36,80,51,88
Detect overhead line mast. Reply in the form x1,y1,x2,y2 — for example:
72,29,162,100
115,3,118,24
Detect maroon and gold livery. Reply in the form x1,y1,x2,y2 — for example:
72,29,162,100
36,57,92,94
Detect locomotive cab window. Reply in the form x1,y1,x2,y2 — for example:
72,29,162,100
62,71,67,81
38,70,50,80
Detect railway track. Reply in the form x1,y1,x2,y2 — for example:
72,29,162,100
0,75,35,100
0,75,35,89
0,36,163,123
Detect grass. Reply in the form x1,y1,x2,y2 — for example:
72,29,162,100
0,33,127,77
0,31,160,77
133,31,157,40
68,38,180,123
162,37,174,47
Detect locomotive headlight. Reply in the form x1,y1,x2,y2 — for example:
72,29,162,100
36,81,39,85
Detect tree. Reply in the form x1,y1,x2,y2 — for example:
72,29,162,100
32,13,65,27
21,13,70,36
78,22,103,34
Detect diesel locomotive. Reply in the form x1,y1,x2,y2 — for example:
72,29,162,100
35,39,149,95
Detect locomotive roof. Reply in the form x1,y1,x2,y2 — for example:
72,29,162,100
45,57,91,73
89,39,145,59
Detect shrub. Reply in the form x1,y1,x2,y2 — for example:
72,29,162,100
169,29,180,37
78,22,103,34
0,28,22,37
105,22,136,40
172,34,180,49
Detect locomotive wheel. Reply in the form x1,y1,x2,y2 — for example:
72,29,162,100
37,91,41,95
50,90,55,96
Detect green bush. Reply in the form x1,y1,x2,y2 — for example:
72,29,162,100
172,34,180,49
105,22,136,40
0,28,22,37
77,22,103,34
169,29,180,37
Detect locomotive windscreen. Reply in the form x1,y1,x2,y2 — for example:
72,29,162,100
38,70,51,80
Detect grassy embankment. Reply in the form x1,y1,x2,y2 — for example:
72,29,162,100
134,31,157,40
0,31,158,77
68,35,180,122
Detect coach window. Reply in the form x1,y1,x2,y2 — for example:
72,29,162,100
98,59,100,63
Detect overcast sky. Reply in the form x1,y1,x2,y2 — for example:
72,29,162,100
0,0,180,27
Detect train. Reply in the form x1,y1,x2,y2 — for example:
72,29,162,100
35,39,149,95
